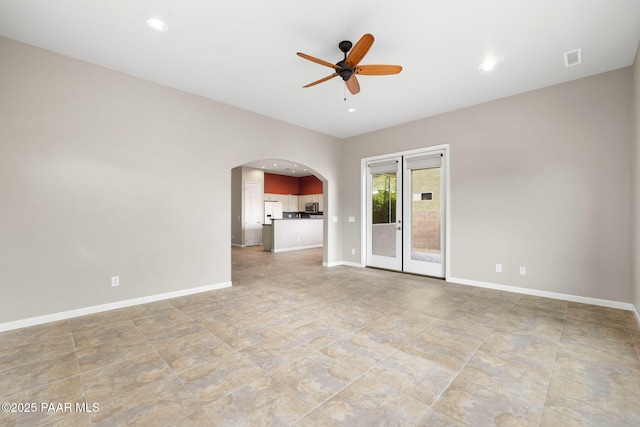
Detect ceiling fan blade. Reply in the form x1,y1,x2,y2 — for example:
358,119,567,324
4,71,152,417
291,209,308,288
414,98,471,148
303,73,338,88
297,52,338,69
355,64,403,75
345,34,374,67
345,75,360,95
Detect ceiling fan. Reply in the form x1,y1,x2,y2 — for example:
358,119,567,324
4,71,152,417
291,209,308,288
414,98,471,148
297,33,402,95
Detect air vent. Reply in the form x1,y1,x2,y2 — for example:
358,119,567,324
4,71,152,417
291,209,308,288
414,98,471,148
564,48,582,67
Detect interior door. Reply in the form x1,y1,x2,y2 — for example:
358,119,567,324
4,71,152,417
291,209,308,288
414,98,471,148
402,153,445,277
244,181,262,246
366,158,402,271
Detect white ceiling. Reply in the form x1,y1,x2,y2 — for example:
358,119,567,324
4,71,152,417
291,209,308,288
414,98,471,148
242,159,314,178
0,1,639,139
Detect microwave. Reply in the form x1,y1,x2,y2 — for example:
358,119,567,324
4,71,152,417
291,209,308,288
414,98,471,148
305,202,319,213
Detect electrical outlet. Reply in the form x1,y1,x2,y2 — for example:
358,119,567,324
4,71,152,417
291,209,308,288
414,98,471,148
111,276,119,287
351,248,355,255
520,266,526,275
496,264,502,273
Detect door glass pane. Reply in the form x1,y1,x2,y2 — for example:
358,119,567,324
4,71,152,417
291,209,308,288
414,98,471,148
410,168,441,263
371,172,397,257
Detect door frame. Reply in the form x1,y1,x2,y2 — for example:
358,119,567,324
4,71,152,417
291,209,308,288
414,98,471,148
365,157,403,271
360,144,451,280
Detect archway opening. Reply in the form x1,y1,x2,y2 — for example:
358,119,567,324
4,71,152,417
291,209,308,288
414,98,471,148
230,158,328,266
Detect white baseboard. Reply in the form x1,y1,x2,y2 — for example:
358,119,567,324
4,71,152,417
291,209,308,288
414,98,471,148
273,244,323,253
449,276,634,311
0,281,232,333
323,260,364,268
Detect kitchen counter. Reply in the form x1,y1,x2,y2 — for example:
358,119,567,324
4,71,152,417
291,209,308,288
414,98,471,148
263,218,323,252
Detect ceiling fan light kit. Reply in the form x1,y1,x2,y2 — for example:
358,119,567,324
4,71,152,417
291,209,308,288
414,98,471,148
297,33,402,95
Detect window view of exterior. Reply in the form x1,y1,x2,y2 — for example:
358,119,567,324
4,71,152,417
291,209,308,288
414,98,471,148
372,173,397,224
410,167,441,263
371,172,397,257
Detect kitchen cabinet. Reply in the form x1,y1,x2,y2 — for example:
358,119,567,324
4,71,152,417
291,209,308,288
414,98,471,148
298,194,323,212
266,193,323,212
264,193,298,211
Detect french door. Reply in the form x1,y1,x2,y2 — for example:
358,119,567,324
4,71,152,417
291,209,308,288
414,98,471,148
366,150,446,277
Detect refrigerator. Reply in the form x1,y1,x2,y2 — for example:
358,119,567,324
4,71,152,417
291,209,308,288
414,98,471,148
264,201,283,224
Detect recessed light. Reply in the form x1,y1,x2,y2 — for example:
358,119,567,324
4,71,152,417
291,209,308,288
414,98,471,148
146,18,168,32
348,108,357,113
479,60,497,71
273,163,277,166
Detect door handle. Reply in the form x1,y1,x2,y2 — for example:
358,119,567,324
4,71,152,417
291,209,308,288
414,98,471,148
397,226,402,230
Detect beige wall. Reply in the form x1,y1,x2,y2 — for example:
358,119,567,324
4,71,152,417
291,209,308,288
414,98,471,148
0,37,342,323
1,34,637,326
342,68,634,303
633,41,640,315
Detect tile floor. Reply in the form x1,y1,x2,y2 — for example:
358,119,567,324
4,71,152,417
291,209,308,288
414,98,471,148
1,246,640,426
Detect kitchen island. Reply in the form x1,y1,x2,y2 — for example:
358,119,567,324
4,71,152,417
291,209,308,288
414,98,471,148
262,218,323,252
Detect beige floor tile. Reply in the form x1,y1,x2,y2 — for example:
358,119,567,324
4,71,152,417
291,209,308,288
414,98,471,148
164,409,216,427
544,359,640,425
271,351,361,406
416,408,469,427
178,351,266,404
320,332,397,372
69,310,130,333
121,300,178,320
0,351,79,398
130,308,192,336
90,376,200,426
203,375,313,426
240,334,312,373
433,377,543,426
280,318,352,349
454,352,550,404
0,376,84,426
323,375,429,427
367,309,439,339
157,333,234,372
0,320,71,348
1,247,639,426
479,330,558,372
72,320,142,351
561,317,634,346
369,349,457,405
81,352,172,404
294,407,342,427
75,332,154,373
539,406,586,427
0,335,75,373
557,333,640,370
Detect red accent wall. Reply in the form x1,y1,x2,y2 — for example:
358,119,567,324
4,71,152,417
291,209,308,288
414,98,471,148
299,175,323,195
264,173,323,195
264,173,299,194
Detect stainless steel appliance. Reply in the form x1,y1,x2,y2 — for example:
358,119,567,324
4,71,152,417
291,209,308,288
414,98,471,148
305,202,319,213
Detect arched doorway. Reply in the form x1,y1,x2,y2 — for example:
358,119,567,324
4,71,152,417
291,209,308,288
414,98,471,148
230,158,328,264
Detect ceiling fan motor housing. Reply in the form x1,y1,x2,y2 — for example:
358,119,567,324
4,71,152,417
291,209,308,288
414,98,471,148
336,61,354,80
